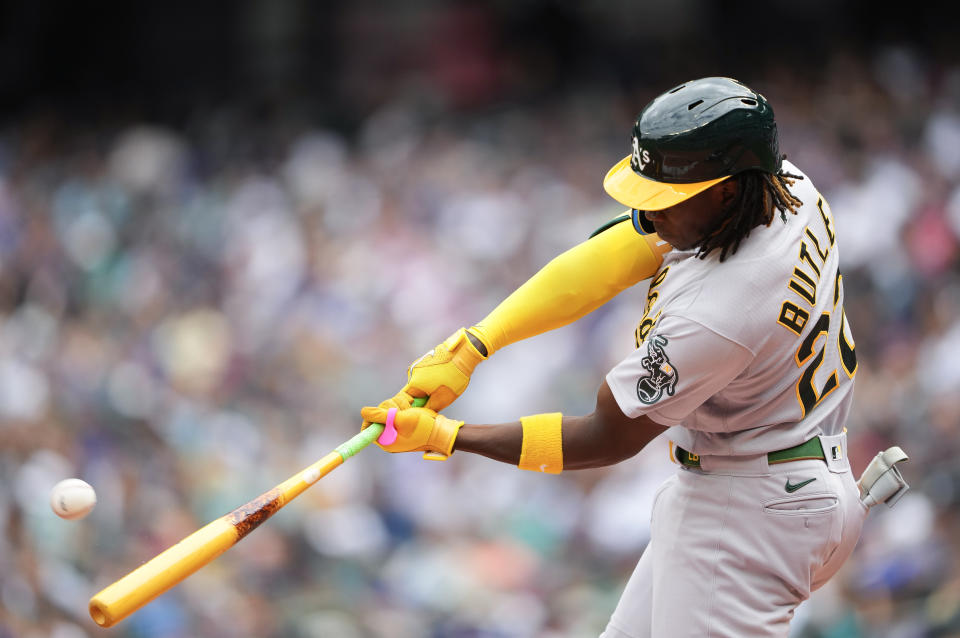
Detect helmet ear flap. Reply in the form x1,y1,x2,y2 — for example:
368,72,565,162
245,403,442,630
631,209,657,235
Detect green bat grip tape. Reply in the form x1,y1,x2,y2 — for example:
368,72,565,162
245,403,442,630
335,396,428,460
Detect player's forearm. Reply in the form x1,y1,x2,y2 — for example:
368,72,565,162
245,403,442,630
469,222,669,354
453,416,650,470
454,422,523,465
454,407,664,471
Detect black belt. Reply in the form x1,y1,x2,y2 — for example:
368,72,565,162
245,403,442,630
675,437,826,468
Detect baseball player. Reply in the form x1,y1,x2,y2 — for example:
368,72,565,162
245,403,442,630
361,77,908,637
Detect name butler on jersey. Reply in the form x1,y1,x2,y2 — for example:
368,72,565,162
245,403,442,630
608,160,856,458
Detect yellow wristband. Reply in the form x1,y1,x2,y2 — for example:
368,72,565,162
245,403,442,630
519,413,563,474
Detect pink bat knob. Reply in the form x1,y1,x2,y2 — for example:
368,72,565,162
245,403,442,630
377,407,399,446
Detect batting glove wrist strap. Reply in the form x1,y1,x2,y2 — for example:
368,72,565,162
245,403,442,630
519,413,563,474
427,414,465,459
403,328,487,412
444,327,488,375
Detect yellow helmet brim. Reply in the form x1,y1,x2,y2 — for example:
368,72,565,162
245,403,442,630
603,155,730,211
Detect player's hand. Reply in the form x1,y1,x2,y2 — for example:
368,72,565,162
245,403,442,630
359,405,464,457
359,391,415,432
402,327,488,411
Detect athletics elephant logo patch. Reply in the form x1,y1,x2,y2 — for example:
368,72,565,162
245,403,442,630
636,335,679,404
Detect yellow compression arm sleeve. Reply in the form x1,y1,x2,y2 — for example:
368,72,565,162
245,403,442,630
470,216,670,354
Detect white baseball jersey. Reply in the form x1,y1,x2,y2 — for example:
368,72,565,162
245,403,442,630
606,161,857,456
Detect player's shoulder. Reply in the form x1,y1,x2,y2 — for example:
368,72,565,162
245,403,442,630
781,160,824,210
664,239,799,347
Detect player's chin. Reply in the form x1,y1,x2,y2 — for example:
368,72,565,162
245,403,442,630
652,226,685,249
650,220,669,238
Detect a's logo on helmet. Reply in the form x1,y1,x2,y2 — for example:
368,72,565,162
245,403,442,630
631,136,652,173
636,335,678,404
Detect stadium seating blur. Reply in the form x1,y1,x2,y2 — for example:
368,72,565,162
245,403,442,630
2,3,959,637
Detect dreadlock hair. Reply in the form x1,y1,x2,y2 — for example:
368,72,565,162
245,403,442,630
696,163,804,262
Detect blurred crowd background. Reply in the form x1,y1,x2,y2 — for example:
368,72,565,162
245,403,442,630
2,1,960,637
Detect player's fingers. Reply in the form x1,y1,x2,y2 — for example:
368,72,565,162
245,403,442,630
389,390,414,410
361,391,415,425
424,388,455,412
394,408,436,434
360,406,388,423
401,384,428,400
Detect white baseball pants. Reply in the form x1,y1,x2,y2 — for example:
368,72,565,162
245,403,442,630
600,435,866,638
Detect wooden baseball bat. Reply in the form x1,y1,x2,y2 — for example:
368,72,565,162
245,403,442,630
89,398,425,628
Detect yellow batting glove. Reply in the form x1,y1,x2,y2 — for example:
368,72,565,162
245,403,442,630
359,390,414,431
402,327,488,412
359,405,464,459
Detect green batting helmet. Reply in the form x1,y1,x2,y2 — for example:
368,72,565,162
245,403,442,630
604,77,781,212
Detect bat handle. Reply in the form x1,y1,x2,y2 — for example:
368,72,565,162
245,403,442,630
345,396,429,458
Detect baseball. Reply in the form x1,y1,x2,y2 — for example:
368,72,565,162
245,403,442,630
50,478,97,520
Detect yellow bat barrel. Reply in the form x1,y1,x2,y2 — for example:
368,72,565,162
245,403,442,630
89,517,238,627
88,450,346,627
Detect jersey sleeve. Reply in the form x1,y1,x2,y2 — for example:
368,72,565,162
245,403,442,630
605,314,754,428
